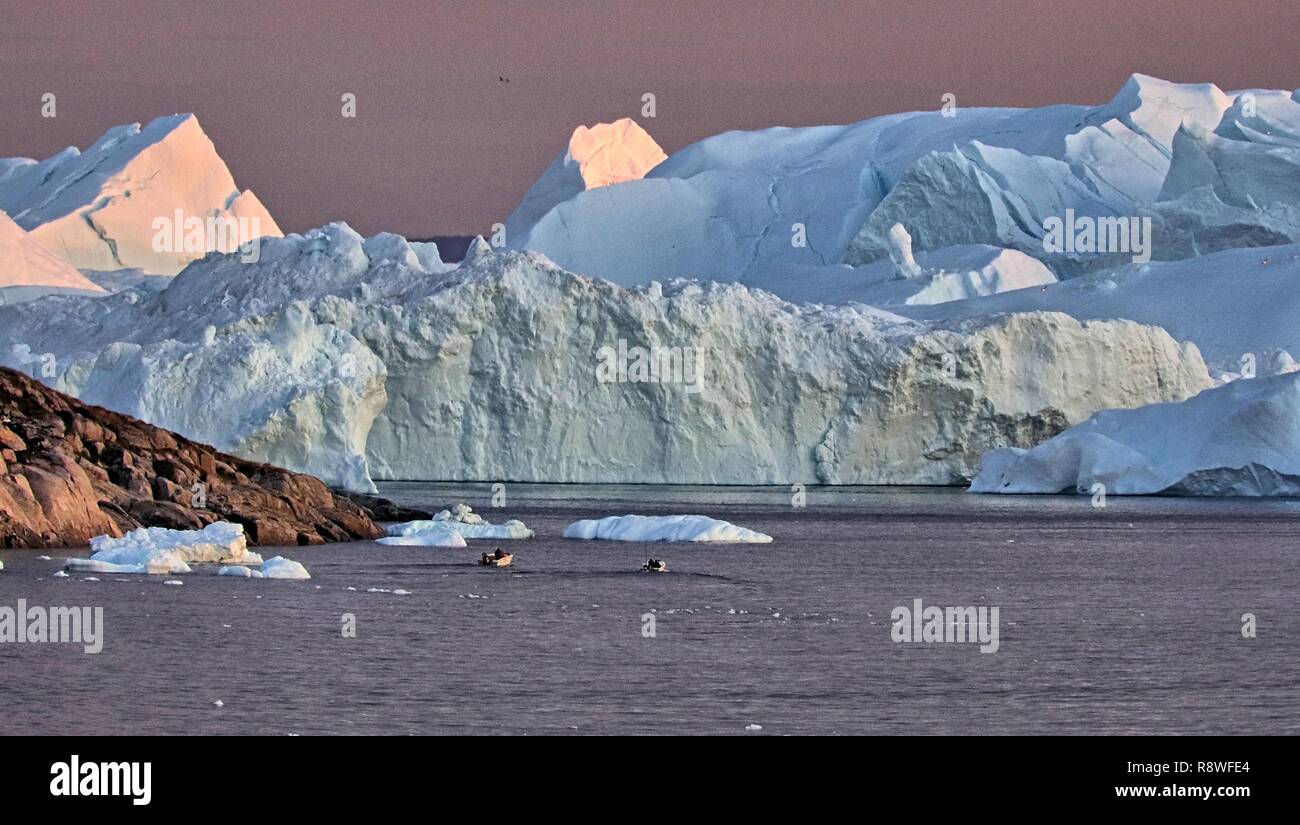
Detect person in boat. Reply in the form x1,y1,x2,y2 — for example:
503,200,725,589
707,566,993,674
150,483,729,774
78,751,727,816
494,547,506,560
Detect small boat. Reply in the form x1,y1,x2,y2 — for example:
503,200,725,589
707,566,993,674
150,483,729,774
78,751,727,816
480,551,513,568
641,559,667,573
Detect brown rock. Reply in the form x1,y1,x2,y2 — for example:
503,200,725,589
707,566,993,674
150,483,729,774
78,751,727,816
152,476,189,505
0,425,26,452
0,367,383,548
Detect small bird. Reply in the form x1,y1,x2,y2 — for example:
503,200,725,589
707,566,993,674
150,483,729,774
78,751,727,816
498,75,509,83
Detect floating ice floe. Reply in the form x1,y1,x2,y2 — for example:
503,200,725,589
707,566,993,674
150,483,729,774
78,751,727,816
260,556,311,580
67,522,254,575
218,565,264,578
383,503,534,544
377,523,466,547
563,515,773,543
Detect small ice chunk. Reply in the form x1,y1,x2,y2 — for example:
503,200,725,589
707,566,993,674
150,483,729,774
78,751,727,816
261,556,310,580
218,565,264,578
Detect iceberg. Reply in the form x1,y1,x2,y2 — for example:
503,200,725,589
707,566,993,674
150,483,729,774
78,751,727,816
380,503,532,544
0,114,280,275
0,227,1212,490
377,523,467,547
260,556,311,580
893,243,1300,376
505,118,666,238
67,522,253,574
0,210,106,303
563,515,773,543
505,75,1237,286
971,372,1300,496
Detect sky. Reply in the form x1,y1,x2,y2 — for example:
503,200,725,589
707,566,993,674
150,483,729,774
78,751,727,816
1,1,1297,237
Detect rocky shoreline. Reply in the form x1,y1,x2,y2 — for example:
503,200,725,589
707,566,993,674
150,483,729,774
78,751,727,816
0,366,394,548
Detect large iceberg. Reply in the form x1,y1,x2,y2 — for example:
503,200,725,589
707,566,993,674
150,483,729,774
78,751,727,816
504,74,1243,289
0,227,1212,490
971,373,1300,496
0,114,281,275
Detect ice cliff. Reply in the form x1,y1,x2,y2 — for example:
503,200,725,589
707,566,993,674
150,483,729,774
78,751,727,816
0,226,1211,491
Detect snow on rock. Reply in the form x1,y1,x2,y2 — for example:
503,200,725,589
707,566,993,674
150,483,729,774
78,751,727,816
563,514,773,543
66,522,253,574
377,522,467,547
0,114,281,275
0,228,1213,488
0,210,106,302
260,556,311,580
971,372,1300,496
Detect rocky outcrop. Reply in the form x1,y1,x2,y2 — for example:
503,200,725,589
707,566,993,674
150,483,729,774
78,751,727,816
0,366,382,548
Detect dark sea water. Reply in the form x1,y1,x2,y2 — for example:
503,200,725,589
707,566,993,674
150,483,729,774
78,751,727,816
2,484,1297,735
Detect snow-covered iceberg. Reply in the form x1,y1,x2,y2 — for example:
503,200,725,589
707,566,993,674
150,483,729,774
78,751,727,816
67,522,255,575
564,515,773,543
971,372,1300,496
0,114,281,275
0,226,1212,490
505,74,1241,287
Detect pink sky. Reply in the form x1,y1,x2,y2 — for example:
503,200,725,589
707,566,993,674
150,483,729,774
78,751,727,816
1,1,1297,236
